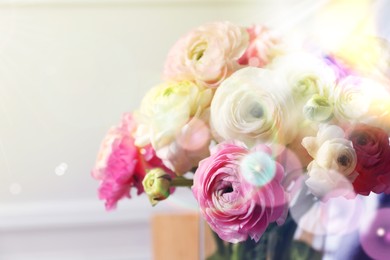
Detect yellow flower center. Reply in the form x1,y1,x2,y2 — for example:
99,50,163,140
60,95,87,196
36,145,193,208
189,42,208,61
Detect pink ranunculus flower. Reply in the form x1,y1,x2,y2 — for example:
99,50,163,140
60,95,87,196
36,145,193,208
91,113,169,210
192,142,287,243
163,21,249,88
238,25,282,67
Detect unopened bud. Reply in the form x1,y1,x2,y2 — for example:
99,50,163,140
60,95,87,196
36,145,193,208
142,168,172,206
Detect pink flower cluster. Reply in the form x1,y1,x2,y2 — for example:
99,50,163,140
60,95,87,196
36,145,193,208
91,113,171,210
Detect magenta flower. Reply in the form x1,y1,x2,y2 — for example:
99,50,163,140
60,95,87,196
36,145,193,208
192,142,287,243
92,113,169,210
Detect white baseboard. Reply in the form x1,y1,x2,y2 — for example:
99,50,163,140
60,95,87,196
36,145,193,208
0,198,151,259
0,198,149,231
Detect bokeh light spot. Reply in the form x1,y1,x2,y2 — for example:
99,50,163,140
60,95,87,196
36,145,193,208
240,151,276,187
55,162,68,176
360,208,390,260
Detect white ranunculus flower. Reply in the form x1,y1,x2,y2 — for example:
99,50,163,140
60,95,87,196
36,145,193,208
269,52,336,122
305,164,355,200
135,81,212,149
210,67,297,146
302,125,358,199
332,76,390,131
301,124,344,158
314,138,357,177
269,52,336,102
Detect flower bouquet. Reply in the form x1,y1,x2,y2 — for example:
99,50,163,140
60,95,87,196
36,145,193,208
92,21,390,259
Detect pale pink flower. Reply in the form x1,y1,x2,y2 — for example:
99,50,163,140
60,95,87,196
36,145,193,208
163,21,249,88
92,113,169,210
156,117,211,174
192,142,287,243
238,25,282,67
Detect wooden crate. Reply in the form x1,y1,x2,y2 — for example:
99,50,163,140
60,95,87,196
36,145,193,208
152,213,216,260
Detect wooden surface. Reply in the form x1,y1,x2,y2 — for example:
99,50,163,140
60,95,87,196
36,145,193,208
152,213,216,260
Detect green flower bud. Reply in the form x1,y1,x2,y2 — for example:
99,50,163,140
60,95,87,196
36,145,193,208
142,168,172,206
303,94,333,122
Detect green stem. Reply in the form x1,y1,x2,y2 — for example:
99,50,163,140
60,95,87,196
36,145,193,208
231,243,243,260
170,177,193,187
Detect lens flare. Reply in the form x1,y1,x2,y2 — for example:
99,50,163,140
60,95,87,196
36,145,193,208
240,151,276,187
55,162,68,176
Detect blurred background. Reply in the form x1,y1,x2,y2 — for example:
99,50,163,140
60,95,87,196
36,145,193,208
0,0,387,259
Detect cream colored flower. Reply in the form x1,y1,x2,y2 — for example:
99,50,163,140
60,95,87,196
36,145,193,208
305,166,355,199
270,52,336,101
135,81,212,149
269,52,336,122
314,138,357,177
163,21,249,88
302,125,357,199
210,67,297,147
332,76,390,131
301,124,344,158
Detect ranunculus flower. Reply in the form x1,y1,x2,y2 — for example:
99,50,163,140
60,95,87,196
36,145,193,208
210,67,297,146
163,21,249,88
135,81,212,149
192,142,286,243
269,52,336,104
302,125,358,199
135,81,212,174
269,52,336,123
91,113,170,210
348,124,390,195
333,76,390,131
238,25,283,67
305,166,355,200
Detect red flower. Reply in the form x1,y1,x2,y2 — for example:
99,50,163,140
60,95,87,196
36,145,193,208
348,124,390,195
